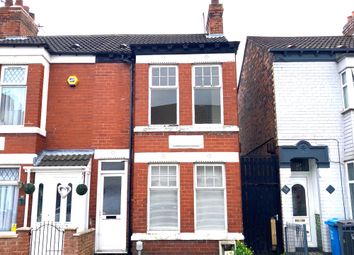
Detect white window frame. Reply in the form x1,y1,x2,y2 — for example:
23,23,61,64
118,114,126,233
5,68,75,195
147,164,180,232
192,64,224,125
346,161,354,218
0,166,21,234
148,65,179,126
340,68,354,110
194,163,227,232
0,65,28,126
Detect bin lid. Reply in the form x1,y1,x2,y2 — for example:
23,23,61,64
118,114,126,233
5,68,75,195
337,219,354,226
325,218,340,226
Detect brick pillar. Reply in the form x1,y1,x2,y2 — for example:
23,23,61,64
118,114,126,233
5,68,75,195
63,228,79,255
16,227,31,254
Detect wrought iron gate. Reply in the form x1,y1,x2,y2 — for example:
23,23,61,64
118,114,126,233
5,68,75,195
284,223,308,255
241,155,283,254
30,222,64,255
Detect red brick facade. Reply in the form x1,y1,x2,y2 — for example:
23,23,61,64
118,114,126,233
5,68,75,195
131,59,242,254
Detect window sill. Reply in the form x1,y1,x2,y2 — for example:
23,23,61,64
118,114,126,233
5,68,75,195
0,232,17,239
0,126,46,136
134,125,239,133
131,232,244,241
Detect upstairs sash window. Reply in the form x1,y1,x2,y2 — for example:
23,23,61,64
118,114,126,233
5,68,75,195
149,66,178,125
193,65,222,124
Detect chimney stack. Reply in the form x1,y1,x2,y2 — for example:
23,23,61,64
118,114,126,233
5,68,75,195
0,0,38,37
343,11,354,36
206,0,224,35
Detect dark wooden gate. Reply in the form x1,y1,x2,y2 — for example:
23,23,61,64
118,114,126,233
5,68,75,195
241,156,283,254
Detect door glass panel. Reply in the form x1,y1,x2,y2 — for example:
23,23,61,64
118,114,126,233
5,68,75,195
66,183,72,222
55,183,61,222
103,176,122,215
36,184,43,222
292,184,307,216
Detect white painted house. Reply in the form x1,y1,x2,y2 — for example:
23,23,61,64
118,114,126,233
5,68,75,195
238,13,354,253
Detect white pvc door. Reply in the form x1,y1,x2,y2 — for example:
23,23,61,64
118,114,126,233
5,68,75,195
31,172,87,255
291,176,317,247
96,161,127,253
31,172,88,229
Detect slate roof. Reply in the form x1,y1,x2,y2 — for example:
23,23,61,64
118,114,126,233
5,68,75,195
34,150,94,167
0,34,235,55
247,36,354,51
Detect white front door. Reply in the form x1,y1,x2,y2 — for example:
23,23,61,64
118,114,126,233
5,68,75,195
96,161,127,253
291,176,317,247
30,171,89,255
31,172,87,228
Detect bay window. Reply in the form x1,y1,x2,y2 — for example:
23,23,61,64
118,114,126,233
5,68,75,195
0,168,19,231
193,65,222,124
149,66,178,125
195,164,226,231
148,165,179,231
341,68,354,110
0,66,27,125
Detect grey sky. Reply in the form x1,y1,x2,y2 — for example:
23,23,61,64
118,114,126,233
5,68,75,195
26,0,353,76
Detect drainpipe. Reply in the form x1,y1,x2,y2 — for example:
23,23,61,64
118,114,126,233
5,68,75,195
126,57,135,255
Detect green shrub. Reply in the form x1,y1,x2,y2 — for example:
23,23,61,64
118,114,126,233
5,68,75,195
234,240,254,255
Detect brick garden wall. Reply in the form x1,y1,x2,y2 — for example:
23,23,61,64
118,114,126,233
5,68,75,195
0,228,30,255
131,240,220,255
0,227,95,255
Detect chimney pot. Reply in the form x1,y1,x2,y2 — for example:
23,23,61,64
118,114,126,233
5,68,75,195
5,0,13,7
211,0,219,4
15,0,23,5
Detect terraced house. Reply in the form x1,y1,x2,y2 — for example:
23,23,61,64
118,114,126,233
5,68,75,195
0,0,242,254
238,11,354,254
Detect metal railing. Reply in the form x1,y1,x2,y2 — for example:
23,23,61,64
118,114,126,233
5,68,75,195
29,222,64,255
285,223,308,255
